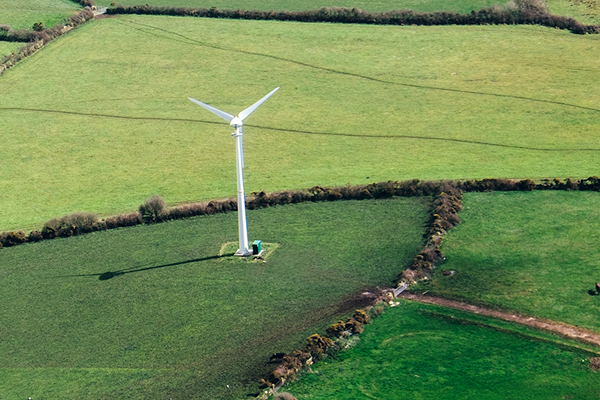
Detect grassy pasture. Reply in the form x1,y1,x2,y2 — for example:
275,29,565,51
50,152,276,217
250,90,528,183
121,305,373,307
0,198,430,399
0,0,81,30
0,41,22,58
414,190,600,332
0,16,598,231
95,0,501,13
546,0,600,24
283,300,600,400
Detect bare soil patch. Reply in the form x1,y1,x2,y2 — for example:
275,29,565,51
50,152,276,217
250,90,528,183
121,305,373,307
398,292,600,348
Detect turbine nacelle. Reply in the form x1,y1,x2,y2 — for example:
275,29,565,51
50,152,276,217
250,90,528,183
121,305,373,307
230,117,243,129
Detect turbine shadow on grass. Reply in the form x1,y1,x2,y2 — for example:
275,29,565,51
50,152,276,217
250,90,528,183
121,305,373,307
62,253,235,281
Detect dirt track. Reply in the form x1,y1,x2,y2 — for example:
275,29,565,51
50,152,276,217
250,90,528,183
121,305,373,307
398,292,600,348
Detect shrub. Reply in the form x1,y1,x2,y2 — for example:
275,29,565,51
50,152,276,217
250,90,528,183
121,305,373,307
305,334,334,356
27,230,43,242
344,318,363,334
32,22,45,32
0,231,27,247
517,178,536,191
0,25,10,38
353,309,370,324
104,212,142,229
139,195,167,223
325,321,347,338
508,0,549,14
42,212,101,238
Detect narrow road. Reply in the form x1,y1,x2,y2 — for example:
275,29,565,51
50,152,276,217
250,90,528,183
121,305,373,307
398,292,600,348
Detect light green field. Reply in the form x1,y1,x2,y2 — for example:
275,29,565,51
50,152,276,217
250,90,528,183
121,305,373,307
0,16,598,231
97,0,501,13
415,190,600,332
0,198,430,399
0,0,81,30
284,301,600,400
547,0,600,24
0,41,22,58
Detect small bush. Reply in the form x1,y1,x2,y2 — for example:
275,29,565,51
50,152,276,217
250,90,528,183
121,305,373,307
0,231,27,247
353,309,370,325
139,195,167,223
326,321,347,338
344,318,363,334
42,212,101,238
305,334,334,356
104,212,142,229
27,230,43,242
32,22,45,32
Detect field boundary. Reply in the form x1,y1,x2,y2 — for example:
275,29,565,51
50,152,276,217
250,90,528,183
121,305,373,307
0,8,95,75
106,4,600,34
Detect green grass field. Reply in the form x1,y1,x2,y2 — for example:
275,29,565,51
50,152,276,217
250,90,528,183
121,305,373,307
0,15,597,231
547,0,600,24
0,0,81,30
0,198,430,399
0,41,22,58
413,190,600,332
283,300,600,400
96,0,501,13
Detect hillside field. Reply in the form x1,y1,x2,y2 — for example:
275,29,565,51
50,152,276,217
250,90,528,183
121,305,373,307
0,0,81,30
0,41,23,58
0,198,429,399
413,190,600,332
0,15,598,230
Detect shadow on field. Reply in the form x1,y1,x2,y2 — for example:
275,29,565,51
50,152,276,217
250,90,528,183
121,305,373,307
62,253,235,281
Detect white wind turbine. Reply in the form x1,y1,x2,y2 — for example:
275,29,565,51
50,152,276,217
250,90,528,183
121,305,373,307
189,87,279,256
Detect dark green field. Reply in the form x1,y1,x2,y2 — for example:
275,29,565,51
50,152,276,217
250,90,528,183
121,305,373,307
284,300,600,400
0,198,429,399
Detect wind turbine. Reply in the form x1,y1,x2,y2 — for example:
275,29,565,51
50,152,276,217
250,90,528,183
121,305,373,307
189,87,279,256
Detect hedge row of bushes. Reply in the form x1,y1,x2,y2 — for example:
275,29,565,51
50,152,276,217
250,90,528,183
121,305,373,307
71,0,95,7
259,308,378,391
106,3,599,34
0,8,94,74
1,177,598,249
400,185,463,284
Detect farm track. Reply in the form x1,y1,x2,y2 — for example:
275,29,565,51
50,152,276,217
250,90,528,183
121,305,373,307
399,292,600,348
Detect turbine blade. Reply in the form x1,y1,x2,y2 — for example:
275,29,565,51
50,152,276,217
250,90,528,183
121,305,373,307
189,97,234,123
238,87,279,121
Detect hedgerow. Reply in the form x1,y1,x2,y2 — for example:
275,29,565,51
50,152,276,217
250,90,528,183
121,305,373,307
1,177,597,250
106,3,599,34
0,8,94,74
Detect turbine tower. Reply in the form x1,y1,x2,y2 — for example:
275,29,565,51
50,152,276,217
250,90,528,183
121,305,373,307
189,87,279,256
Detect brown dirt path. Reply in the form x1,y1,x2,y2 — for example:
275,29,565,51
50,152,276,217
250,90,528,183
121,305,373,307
398,292,600,348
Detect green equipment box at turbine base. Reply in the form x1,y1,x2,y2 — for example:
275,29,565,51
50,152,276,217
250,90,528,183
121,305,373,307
252,240,261,255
